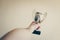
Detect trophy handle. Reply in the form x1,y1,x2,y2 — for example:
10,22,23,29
40,12,47,23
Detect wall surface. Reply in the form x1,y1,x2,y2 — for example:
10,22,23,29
0,0,60,40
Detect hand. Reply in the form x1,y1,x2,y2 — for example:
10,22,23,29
30,21,39,26
28,21,39,29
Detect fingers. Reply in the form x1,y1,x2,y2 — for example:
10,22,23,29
31,21,36,25
29,21,39,27
32,21,37,24
31,21,39,26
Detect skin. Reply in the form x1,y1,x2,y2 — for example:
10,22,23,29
0,13,47,40
0,22,37,40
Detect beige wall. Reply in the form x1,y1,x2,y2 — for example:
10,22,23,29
0,0,60,40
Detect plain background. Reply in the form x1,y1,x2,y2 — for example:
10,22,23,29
0,0,60,40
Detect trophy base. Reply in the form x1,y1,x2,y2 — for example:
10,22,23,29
32,30,41,35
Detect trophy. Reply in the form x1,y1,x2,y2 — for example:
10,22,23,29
32,11,47,35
